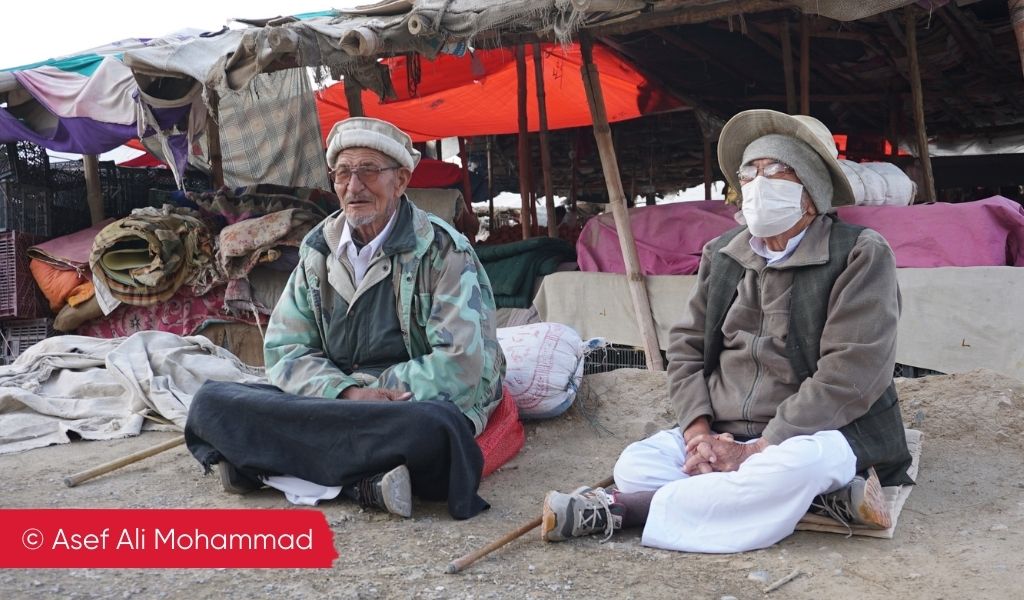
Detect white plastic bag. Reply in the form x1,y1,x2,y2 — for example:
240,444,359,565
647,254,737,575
496,322,585,419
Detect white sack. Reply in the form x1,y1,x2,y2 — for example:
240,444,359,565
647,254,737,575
839,159,916,206
497,322,585,419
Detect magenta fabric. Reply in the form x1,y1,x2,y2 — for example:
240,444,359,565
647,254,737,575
576,201,739,275
576,196,1024,275
835,196,1024,268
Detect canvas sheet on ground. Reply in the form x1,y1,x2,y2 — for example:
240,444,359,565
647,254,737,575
535,266,1024,381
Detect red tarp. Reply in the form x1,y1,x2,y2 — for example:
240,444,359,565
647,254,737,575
316,42,684,143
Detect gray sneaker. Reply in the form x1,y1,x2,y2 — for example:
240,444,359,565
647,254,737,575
810,466,892,530
355,465,412,518
541,486,622,542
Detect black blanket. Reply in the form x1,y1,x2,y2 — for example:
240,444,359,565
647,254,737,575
185,381,489,519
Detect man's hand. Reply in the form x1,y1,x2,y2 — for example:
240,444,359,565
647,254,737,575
340,386,412,401
684,434,770,474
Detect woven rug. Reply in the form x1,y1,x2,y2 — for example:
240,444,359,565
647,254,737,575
796,428,923,539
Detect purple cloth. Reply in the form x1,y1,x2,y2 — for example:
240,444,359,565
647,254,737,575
0,110,136,154
576,201,739,275
577,196,1024,275
836,196,1024,268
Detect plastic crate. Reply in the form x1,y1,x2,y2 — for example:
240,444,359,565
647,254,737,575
0,231,47,320
0,141,49,186
0,318,54,365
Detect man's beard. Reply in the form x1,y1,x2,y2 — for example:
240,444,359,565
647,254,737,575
346,212,377,227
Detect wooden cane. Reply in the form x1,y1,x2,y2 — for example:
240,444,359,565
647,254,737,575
63,435,186,488
445,475,615,574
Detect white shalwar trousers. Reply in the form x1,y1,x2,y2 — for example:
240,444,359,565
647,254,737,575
613,428,857,553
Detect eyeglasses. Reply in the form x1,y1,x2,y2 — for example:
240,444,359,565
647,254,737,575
737,161,795,184
330,164,401,185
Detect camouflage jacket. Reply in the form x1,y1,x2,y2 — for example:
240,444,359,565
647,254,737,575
263,197,505,435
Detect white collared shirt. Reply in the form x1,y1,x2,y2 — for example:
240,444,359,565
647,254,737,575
749,227,808,266
336,211,399,287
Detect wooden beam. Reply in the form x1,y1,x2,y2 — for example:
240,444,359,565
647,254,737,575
533,44,558,238
486,137,495,226
906,7,936,203
515,44,532,240
799,13,810,115
82,154,104,225
779,17,797,114
587,0,784,37
579,33,664,371
207,90,225,189
344,78,364,117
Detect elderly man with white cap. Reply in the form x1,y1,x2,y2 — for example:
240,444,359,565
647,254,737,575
540,109,912,552
185,117,504,520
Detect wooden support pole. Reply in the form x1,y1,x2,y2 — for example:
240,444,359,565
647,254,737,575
486,137,495,226
533,44,558,238
207,90,225,189
888,95,902,158
579,34,664,371
906,7,936,202
1008,0,1024,79
82,154,104,225
569,129,580,211
799,13,810,115
702,136,713,200
344,77,365,117
515,44,532,240
458,136,474,213
780,17,797,115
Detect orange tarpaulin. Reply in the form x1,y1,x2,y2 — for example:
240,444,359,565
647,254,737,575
316,42,684,143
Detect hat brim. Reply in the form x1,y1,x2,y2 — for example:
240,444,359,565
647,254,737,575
717,110,855,208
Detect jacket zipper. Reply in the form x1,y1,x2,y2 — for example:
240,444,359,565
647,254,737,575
739,269,769,437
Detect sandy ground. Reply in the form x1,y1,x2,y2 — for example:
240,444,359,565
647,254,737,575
2,368,1023,599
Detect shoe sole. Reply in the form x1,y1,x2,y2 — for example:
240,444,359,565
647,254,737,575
854,467,893,529
380,465,413,518
218,462,258,495
541,492,561,542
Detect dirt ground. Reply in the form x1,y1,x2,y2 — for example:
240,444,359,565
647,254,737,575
2,368,1023,599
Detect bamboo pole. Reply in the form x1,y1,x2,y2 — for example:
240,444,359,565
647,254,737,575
906,7,936,202
1008,0,1024,79
578,34,664,371
207,90,225,189
486,137,495,226
702,134,713,200
64,435,186,487
458,136,474,215
799,13,810,115
515,44,532,239
82,154,104,225
533,44,558,238
344,77,365,117
780,17,797,115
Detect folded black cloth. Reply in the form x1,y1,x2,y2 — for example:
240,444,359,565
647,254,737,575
185,381,489,519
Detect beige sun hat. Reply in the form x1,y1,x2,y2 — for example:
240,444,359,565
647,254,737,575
718,109,855,208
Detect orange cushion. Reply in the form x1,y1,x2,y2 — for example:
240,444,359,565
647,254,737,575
477,387,525,478
29,259,88,313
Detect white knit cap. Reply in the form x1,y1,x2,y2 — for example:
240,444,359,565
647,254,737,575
325,117,421,170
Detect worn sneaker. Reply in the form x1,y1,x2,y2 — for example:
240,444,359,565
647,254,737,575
217,461,263,495
541,486,622,542
354,465,412,518
810,466,892,530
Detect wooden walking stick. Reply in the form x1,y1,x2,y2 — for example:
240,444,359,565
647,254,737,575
445,475,615,574
63,434,186,487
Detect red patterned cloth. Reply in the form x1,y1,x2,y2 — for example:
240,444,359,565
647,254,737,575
76,286,254,339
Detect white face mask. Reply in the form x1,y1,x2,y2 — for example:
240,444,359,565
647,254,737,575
741,176,806,238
